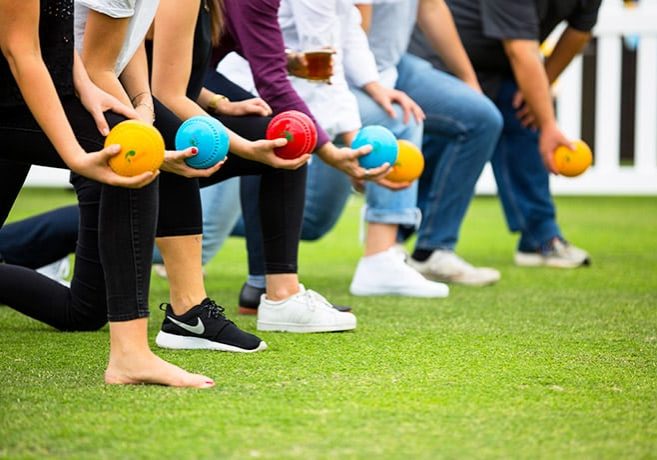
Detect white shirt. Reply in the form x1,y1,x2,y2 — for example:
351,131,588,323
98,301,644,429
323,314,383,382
279,0,379,137
355,0,419,87
74,0,159,76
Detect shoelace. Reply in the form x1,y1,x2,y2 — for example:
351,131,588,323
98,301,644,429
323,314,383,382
202,299,227,319
302,289,334,313
159,300,232,326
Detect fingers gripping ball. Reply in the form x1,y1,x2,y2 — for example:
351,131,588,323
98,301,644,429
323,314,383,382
175,115,230,169
266,110,318,159
554,139,593,177
105,120,165,177
386,140,425,183
352,125,399,170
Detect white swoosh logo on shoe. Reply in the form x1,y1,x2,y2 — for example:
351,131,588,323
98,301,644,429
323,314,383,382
167,316,205,334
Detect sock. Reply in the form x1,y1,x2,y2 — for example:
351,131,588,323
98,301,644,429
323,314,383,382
411,248,433,262
247,274,266,289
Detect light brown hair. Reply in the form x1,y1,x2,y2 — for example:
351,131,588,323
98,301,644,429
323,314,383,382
207,0,224,46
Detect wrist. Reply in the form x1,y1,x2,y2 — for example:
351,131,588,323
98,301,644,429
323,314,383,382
135,102,155,123
208,93,229,112
62,146,87,170
362,81,381,97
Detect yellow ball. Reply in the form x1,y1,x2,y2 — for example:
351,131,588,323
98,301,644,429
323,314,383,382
386,140,425,183
554,139,593,177
105,120,165,177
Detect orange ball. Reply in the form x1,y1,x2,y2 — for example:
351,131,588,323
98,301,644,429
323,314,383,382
386,140,425,183
105,120,165,177
553,139,593,177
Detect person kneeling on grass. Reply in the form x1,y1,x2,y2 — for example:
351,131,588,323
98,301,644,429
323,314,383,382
0,0,214,388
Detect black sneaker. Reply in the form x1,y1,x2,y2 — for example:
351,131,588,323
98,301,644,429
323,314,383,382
156,298,267,353
238,282,353,315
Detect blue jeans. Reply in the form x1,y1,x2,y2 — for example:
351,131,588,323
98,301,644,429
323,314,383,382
352,87,422,228
396,53,503,251
241,98,423,277
0,205,78,268
491,79,561,251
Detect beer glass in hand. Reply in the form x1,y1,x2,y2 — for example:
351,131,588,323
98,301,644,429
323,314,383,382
288,34,336,84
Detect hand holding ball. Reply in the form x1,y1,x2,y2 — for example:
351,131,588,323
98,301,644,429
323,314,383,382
175,115,230,169
351,125,398,170
266,110,318,159
554,139,593,177
105,120,165,177
386,140,425,183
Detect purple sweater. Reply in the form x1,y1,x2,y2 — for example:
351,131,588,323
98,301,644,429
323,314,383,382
212,0,331,148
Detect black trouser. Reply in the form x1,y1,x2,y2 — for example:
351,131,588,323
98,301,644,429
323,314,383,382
0,90,305,331
0,96,158,330
1,91,307,278
202,71,307,275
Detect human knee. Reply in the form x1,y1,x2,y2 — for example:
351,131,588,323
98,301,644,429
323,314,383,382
65,311,107,332
301,224,331,242
470,97,503,138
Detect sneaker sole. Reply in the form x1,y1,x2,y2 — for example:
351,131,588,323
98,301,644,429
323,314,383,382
418,271,500,287
256,321,357,333
238,306,258,315
349,284,449,298
515,253,590,268
155,331,268,353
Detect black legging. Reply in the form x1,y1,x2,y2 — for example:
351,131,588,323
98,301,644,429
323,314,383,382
0,96,158,330
202,71,307,274
201,115,306,274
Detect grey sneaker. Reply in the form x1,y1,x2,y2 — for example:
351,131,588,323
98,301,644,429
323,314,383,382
408,250,501,286
515,238,591,268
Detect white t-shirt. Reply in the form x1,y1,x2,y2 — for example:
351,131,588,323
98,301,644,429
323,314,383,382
354,0,419,87
278,0,379,138
74,0,160,76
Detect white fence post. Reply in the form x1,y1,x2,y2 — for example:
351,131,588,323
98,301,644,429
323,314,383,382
475,0,657,196
594,35,623,174
635,35,657,173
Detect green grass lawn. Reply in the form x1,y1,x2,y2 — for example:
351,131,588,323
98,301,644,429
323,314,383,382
1,189,656,459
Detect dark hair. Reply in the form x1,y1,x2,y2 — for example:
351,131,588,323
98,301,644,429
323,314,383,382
207,0,224,46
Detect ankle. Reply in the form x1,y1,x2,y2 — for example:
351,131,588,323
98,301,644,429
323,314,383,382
169,293,207,316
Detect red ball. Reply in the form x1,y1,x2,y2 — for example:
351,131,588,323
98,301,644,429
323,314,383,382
266,110,318,159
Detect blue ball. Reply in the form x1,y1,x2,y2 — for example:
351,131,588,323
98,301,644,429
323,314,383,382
352,125,398,170
175,116,230,169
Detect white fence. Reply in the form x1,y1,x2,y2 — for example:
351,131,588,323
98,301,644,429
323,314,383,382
25,0,657,195
475,0,657,195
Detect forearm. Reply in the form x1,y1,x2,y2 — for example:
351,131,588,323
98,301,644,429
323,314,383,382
159,93,207,120
119,43,152,112
417,0,478,85
354,4,372,33
544,27,592,85
505,40,556,128
86,67,130,106
8,54,84,164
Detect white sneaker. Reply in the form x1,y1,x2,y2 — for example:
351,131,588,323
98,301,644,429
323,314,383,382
515,238,590,268
257,285,357,333
407,250,501,287
349,247,449,297
36,257,71,287
153,263,168,279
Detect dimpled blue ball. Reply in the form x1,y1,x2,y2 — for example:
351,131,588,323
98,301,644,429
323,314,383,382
175,115,230,169
352,125,399,170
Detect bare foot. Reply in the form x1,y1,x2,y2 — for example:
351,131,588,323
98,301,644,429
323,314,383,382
104,351,215,389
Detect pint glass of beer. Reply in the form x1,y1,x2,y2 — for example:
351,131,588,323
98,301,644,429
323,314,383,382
299,34,335,84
